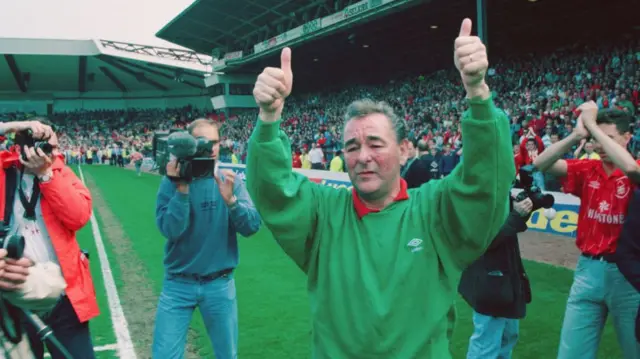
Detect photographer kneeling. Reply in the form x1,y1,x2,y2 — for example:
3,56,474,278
1,248,66,359
0,120,99,359
458,191,534,359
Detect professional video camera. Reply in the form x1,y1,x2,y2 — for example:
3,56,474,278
152,129,216,182
515,165,555,211
13,129,53,160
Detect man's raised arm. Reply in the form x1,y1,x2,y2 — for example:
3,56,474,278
423,19,514,274
246,48,321,272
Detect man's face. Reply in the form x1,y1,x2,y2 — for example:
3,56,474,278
191,125,220,160
584,142,594,153
343,113,406,200
545,126,553,135
48,132,60,156
405,141,416,159
593,123,630,163
526,140,537,152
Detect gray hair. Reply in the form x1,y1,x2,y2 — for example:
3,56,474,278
186,118,219,135
342,99,408,143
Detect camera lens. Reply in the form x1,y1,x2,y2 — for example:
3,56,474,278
35,142,53,155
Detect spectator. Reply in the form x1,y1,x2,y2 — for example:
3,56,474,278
329,150,344,172
309,142,324,170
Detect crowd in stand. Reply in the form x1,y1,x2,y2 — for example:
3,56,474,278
0,40,638,186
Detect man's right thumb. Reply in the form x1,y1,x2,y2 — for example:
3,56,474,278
281,47,292,74
459,18,472,37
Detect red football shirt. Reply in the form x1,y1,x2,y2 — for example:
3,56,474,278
562,159,640,255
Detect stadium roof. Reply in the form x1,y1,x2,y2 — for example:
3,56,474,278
0,38,213,94
160,0,635,93
157,0,335,56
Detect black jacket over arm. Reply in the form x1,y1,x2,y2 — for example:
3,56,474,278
402,157,432,189
458,207,532,319
616,189,640,342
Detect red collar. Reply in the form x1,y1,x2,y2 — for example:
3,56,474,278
352,178,409,219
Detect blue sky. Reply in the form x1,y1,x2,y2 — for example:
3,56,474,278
0,0,195,48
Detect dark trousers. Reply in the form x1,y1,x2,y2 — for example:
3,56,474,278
23,296,96,359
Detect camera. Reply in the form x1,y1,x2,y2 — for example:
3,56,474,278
0,234,25,260
153,130,215,182
13,129,53,161
515,165,555,211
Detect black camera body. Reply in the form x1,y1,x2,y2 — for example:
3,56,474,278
153,130,215,183
516,165,555,211
13,130,53,161
0,234,24,260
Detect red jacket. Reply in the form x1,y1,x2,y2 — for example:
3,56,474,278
0,151,99,322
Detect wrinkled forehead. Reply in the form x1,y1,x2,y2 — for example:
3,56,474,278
192,124,220,141
343,113,394,145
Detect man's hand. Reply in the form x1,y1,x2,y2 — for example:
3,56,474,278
0,121,53,137
214,169,236,206
253,47,293,122
577,101,599,128
514,198,533,217
573,117,590,140
0,249,33,291
166,160,189,193
20,146,53,177
454,18,489,99
166,160,180,177
572,101,597,140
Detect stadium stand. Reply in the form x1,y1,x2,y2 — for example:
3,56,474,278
0,38,221,165
0,0,637,172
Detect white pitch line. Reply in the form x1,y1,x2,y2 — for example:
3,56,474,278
43,343,118,357
78,166,137,359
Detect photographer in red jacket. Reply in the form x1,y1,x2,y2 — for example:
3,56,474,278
0,119,99,359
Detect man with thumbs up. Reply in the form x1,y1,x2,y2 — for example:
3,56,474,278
247,18,514,358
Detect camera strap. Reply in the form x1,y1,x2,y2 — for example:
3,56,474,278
18,167,40,221
0,166,18,237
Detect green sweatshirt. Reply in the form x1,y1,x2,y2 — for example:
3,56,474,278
246,96,514,358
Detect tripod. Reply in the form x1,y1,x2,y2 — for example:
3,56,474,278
22,308,74,359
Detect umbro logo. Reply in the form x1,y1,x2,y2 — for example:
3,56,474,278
406,238,424,253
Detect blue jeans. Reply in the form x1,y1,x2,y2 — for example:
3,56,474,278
558,255,640,359
152,273,238,359
466,311,519,359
